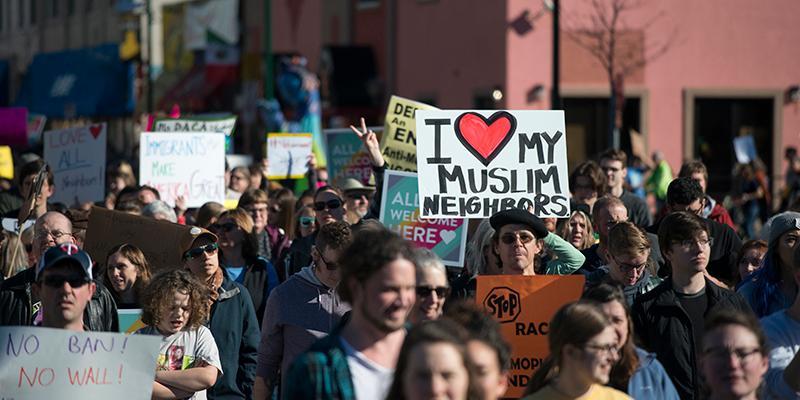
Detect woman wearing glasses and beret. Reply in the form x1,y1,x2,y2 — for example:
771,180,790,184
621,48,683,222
489,208,585,276
410,249,450,324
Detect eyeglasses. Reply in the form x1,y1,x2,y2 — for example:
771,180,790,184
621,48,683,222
416,286,449,298
41,274,91,288
299,216,315,227
313,199,343,212
583,343,619,356
672,237,714,250
183,243,219,260
739,256,763,266
35,230,71,241
500,232,535,245
319,252,339,270
346,192,370,201
704,347,762,364
612,256,648,273
210,222,239,233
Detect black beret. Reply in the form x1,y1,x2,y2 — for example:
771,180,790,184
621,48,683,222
489,208,548,238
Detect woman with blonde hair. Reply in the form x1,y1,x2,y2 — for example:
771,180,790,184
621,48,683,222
560,210,596,250
102,243,153,309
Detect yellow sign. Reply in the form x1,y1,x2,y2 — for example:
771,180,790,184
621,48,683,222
0,146,13,179
476,275,585,398
380,95,437,172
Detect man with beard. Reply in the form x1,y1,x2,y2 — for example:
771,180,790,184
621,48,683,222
284,227,417,399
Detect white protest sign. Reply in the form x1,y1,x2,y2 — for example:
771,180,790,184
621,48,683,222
139,132,226,208
416,110,570,218
267,133,313,179
152,116,236,135
0,326,160,400
44,124,107,205
733,135,757,164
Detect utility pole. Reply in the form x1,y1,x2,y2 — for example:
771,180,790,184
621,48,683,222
550,0,561,110
146,0,153,113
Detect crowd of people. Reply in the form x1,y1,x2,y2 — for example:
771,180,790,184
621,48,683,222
0,120,799,400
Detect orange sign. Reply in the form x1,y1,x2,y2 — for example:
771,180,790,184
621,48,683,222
476,275,585,398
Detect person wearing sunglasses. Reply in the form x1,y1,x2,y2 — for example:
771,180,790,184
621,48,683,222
212,209,279,326
33,243,95,331
293,205,317,240
181,225,260,400
254,221,353,400
339,177,376,223
585,221,662,306
489,208,585,276
410,249,449,324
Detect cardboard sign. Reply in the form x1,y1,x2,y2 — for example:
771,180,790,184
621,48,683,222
0,145,13,179
476,275,585,398
84,207,189,273
381,96,438,172
266,133,313,179
152,115,236,153
0,326,160,399
139,132,226,208
0,107,29,148
44,124,107,205
416,110,570,218
325,127,382,185
379,170,468,267
118,310,145,334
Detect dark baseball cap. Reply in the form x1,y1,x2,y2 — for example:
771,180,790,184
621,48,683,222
36,243,93,280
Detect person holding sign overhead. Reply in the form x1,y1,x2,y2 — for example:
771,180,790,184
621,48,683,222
489,209,585,276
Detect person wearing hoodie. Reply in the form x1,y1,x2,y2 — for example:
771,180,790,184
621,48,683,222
585,221,662,306
253,221,353,400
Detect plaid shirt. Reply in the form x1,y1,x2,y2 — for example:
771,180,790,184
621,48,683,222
282,328,355,400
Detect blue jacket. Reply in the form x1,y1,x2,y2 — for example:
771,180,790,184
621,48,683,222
628,347,680,400
207,272,261,399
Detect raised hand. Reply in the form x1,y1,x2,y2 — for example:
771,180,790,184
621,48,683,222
349,117,385,168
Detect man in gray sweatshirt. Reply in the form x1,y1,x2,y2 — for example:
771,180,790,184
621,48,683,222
253,221,352,399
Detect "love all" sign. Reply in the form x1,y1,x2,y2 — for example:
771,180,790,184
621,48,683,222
415,110,570,218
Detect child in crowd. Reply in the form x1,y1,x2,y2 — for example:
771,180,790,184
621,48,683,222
136,269,222,400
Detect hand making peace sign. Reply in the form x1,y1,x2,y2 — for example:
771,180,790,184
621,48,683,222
349,117,385,168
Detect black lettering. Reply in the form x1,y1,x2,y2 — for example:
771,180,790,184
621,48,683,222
534,166,561,193
484,197,500,216
423,195,440,215
467,169,488,193
425,119,452,164
518,132,545,164
541,131,563,163
438,165,466,194
393,102,405,115
549,195,569,217
534,194,550,216
488,168,510,194
500,198,515,211
442,196,458,216
465,197,481,214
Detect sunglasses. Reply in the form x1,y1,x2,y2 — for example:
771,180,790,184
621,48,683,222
313,199,342,212
183,243,219,260
41,275,91,288
319,252,339,270
299,216,315,227
416,286,449,298
500,233,535,245
210,222,239,233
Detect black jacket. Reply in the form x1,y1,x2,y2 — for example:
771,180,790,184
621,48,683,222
238,257,279,326
646,217,741,282
0,267,119,331
631,278,752,400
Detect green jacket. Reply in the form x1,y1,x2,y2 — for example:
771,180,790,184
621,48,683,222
646,160,673,200
282,325,355,400
543,232,586,275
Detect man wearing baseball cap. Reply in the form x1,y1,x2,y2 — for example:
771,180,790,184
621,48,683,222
33,243,95,331
181,226,260,400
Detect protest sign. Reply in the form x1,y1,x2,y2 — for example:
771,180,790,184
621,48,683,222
734,135,757,164
0,326,160,399
379,170,468,267
152,115,236,152
416,110,570,218
0,145,13,179
0,107,29,147
139,132,226,208
266,133,313,179
381,95,437,172
476,275,585,398
118,310,145,334
325,127,382,185
84,206,189,273
44,124,107,205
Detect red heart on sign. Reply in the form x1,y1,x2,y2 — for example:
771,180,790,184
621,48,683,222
89,125,103,139
454,111,517,166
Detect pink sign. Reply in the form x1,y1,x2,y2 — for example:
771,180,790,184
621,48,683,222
0,108,29,148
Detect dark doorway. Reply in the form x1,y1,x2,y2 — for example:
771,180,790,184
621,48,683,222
562,97,641,171
693,98,773,197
